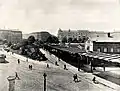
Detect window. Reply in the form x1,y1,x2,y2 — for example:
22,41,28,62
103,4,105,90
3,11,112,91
110,48,114,52
104,48,107,52
97,48,100,52
117,48,120,52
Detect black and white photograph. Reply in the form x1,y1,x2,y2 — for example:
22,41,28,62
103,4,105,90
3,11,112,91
0,0,120,91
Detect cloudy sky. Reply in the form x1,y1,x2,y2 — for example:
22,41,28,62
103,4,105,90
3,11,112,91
0,0,120,35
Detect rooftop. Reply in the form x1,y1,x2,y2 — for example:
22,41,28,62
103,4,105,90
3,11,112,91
79,52,120,63
50,44,86,54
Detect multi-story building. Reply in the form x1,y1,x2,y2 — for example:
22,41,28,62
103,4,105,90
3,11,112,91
0,29,22,44
23,31,51,42
58,29,120,53
58,28,89,42
86,31,120,53
11,31,22,44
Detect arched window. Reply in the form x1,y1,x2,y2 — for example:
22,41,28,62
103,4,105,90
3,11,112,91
104,48,107,52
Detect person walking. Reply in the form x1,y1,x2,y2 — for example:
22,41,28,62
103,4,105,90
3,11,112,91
18,59,20,64
92,77,96,83
73,74,78,82
26,58,28,62
47,64,49,68
64,64,67,70
55,61,59,66
29,65,30,69
15,72,20,80
31,65,33,70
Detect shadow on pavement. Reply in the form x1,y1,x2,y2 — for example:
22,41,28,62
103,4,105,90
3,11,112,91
0,61,9,63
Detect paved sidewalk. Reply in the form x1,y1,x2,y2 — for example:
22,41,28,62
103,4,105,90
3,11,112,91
84,65,120,85
5,50,120,91
40,49,120,91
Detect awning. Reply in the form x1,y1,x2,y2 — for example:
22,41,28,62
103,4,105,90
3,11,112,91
109,59,120,63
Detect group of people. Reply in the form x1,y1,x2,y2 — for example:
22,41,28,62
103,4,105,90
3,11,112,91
54,61,68,70
17,59,33,70
29,65,33,70
16,58,33,80
73,74,98,83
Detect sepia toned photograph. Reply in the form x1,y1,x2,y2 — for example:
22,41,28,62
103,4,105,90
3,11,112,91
0,0,120,91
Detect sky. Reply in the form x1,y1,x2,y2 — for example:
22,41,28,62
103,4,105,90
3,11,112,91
0,0,120,35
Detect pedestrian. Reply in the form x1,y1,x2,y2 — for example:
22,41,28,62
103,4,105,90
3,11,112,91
26,58,28,62
55,61,59,66
64,64,67,70
58,58,60,61
47,64,49,68
93,67,96,70
73,74,75,81
29,65,33,70
92,77,96,83
73,74,78,82
29,65,30,69
15,72,20,80
18,59,20,64
31,65,32,70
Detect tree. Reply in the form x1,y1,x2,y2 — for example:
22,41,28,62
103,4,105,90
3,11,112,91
34,39,44,47
52,36,59,43
72,38,78,43
81,36,87,43
17,39,28,48
68,37,72,43
7,42,12,47
78,37,82,43
28,36,35,44
46,35,59,43
62,37,67,43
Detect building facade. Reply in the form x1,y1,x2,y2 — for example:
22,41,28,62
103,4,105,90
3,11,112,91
11,31,22,44
58,29,120,53
0,29,22,44
86,31,120,53
58,28,89,42
93,41,120,53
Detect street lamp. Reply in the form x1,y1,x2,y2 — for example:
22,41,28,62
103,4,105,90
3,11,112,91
43,73,47,91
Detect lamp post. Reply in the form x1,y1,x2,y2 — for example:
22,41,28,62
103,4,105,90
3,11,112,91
43,73,47,91
78,56,80,71
91,58,93,73
76,53,80,71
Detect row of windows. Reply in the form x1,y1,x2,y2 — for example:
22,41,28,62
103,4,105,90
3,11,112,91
97,48,120,52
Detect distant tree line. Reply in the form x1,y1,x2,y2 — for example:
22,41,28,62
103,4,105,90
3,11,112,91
10,36,47,61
